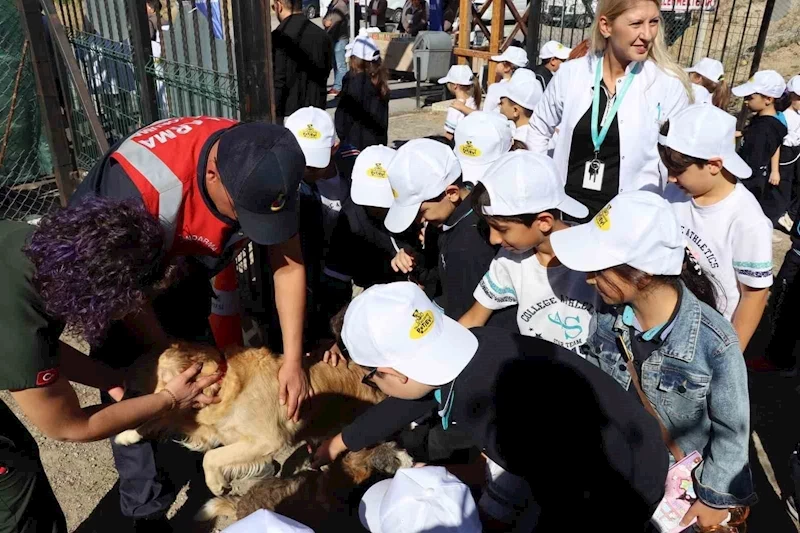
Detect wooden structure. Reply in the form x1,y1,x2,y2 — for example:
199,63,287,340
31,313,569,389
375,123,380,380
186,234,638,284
455,0,530,84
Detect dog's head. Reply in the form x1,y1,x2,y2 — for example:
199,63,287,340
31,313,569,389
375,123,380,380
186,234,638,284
151,342,226,396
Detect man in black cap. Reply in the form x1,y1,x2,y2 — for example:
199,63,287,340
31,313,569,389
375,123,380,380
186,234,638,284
69,116,309,532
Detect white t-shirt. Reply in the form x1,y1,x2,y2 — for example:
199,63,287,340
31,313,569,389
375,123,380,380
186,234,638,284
444,97,477,134
783,107,800,147
665,182,773,320
691,83,712,105
513,123,535,150
474,249,601,352
483,79,508,114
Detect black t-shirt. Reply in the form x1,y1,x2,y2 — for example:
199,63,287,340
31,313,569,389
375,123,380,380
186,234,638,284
565,82,621,222
533,64,553,91
341,327,668,529
739,114,788,180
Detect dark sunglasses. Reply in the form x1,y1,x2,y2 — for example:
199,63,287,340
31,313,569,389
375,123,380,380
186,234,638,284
361,367,379,389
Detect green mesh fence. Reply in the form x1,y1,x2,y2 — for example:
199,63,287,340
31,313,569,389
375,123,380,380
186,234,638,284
0,0,59,222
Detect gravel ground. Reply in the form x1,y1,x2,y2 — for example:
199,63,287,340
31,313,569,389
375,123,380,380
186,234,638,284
3,110,797,531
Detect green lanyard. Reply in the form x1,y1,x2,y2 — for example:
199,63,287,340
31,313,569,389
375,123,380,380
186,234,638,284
591,56,639,155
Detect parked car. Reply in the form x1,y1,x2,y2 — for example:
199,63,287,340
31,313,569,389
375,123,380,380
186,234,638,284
473,0,528,22
304,0,320,18
542,0,595,27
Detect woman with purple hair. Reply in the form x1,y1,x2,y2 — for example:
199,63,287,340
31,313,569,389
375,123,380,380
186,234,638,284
0,196,222,533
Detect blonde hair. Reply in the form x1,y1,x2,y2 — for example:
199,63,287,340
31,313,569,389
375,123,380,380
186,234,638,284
590,0,693,101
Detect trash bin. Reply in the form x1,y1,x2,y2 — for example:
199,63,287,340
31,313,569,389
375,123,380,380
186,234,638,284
413,31,453,82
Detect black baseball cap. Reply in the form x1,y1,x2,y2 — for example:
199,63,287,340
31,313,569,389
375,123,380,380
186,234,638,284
216,122,306,245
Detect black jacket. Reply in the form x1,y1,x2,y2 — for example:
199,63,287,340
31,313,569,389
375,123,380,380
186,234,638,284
534,63,553,91
272,14,332,119
341,327,669,530
335,72,389,150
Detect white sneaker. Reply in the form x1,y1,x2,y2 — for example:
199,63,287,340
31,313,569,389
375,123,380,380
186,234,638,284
779,213,794,232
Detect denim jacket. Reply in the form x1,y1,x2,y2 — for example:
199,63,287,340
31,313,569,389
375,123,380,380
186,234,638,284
582,284,756,508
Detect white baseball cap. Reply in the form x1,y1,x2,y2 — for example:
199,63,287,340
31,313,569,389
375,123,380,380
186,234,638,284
222,509,314,533
359,466,482,533
550,191,686,276
384,138,462,233
539,40,571,60
496,68,543,111
285,107,336,168
342,282,478,386
490,46,529,68
788,75,800,96
351,35,381,62
685,57,724,83
658,103,752,179
480,151,588,218
438,65,474,86
454,111,513,184
351,145,397,208
732,70,787,98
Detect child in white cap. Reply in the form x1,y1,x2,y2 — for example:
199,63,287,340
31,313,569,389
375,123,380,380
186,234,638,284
459,151,602,354
335,35,390,150
453,111,514,185
550,190,755,531
359,466,481,533
439,65,481,141
381,138,515,328
483,46,529,114
496,68,544,150
533,40,571,91
685,57,729,109
311,281,671,531
222,509,313,532
733,70,788,208
659,104,772,352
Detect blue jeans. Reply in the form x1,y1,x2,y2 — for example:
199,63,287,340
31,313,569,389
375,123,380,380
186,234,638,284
333,37,348,91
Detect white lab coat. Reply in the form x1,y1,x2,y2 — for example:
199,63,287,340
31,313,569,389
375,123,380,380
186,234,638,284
529,53,689,195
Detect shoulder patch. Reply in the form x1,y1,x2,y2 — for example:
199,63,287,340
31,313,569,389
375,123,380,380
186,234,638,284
35,368,59,387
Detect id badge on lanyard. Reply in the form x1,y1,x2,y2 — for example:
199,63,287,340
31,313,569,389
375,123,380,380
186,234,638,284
583,56,638,192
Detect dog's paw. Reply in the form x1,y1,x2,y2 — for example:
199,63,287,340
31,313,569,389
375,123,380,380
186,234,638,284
206,476,232,497
114,430,143,446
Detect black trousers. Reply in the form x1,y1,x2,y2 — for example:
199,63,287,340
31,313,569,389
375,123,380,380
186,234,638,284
766,243,800,369
763,145,800,224
93,266,214,519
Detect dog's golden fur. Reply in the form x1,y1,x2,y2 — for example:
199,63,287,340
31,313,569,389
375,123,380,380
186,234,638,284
116,343,385,496
198,442,413,531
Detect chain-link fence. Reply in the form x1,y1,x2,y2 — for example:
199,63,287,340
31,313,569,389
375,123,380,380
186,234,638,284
53,0,240,171
1,0,60,222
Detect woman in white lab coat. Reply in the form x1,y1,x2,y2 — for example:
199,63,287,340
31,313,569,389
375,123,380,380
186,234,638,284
528,0,691,222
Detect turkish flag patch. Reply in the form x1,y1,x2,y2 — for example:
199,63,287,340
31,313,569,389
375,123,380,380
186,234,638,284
35,368,59,387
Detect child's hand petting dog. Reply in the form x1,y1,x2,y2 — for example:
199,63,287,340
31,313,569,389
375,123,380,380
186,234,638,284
323,343,347,367
310,433,348,469
391,249,415,274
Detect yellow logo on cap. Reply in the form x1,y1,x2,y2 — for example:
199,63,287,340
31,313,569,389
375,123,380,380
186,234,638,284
748,76,755,83
271,192,286,212
410,309,435,339
459,141,482,158
557,43,564,49
299,124,321,140
392,187,399,198
594,204,612,231
367,163,388,179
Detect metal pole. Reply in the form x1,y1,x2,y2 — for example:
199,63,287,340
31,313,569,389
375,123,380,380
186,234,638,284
527,0,541,67
350,0,356,41
736,0,776,129
127,0,160,125
232,0,276,122
16,0,78,204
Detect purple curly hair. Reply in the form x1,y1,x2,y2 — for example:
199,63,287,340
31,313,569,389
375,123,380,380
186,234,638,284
24,196,167,346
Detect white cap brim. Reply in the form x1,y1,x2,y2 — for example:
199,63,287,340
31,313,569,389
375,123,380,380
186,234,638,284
303,146,332,168
722,153,754,179
549,225,626,273
384,201,422,233
731,83,757,98
352,184,394,209
359,479,391,532
490,54,528,67
555,196,590,219
391,315,478,386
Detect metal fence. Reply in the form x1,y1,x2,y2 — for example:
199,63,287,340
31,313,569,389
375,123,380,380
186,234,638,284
53,0,240,162
535,0,794,88
1,0,60,222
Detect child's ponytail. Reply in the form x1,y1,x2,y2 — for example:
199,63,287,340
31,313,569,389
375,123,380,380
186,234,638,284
471,76,483,109
711,78,730,110
679,248,719,310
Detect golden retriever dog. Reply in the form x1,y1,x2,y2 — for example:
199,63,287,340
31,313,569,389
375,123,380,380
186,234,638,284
198,442,413,531
115,343,385,496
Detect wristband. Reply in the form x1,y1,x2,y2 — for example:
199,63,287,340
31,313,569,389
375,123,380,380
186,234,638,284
161,388,178,410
